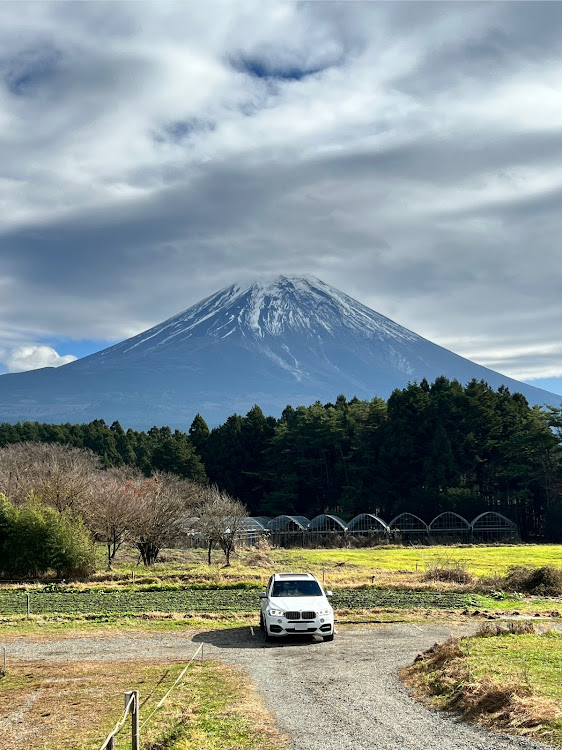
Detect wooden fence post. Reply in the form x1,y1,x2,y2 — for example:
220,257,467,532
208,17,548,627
125,690,140,750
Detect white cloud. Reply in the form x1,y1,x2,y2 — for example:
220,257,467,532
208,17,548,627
4,345,77,373
0,2,561,384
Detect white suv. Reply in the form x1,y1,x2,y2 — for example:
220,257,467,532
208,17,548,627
259,572,334,642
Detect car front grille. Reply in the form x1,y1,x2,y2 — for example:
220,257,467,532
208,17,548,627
284,610,317,620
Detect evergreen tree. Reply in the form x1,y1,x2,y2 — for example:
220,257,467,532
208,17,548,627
189,413,210,462
151,432,207,484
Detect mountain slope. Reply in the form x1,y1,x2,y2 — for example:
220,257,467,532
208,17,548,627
0,275,558,428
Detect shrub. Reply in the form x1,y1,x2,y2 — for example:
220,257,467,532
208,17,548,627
503,566,562,597
423,563,474,585
0,493,94,579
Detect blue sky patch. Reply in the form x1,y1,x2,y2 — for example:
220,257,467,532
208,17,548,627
4,45,62,96
154,118,216,144
229,53,336,82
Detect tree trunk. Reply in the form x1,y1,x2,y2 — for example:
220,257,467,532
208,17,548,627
136,541,160,565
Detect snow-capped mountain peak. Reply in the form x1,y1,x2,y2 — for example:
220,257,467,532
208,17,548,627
106,275,419,358
0,275,558,429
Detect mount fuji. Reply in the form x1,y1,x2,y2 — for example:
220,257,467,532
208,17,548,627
0,275,559,429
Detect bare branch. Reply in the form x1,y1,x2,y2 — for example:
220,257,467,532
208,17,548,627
0,442,101,511
194,486,247,565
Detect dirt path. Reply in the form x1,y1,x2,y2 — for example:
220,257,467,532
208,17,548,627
2,624,551,750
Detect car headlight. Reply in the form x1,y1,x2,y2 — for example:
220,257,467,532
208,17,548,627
317,608,332,616
268,609,284,617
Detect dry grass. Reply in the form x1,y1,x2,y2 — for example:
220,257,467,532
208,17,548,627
502,566,562,597
0,658,169,749
242,538,275,569
403,625,562,743
0,658,287,750
474,620,537,637
423,563,475,585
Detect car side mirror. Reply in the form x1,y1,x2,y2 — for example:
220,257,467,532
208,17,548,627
259,592,267,599
326,590,333,597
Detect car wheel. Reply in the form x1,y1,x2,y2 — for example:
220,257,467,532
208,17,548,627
259,612,265,632
265,632,274,643
323,634,334,642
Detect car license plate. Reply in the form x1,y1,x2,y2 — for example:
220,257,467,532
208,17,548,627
295,623,308,631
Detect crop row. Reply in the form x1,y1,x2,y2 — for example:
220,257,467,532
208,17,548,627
0,588,476,616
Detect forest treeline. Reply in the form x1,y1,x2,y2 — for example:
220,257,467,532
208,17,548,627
1,376,562,540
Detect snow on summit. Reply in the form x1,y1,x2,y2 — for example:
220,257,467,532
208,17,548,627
115,275,420,356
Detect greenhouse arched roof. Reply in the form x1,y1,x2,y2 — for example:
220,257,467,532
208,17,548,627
308,514,348,532
470,512,517,530
267,515,310,531
428,512,470,531
388,513,428,531
347,513,389,532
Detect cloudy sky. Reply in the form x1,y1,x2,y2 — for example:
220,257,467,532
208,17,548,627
1,1,562,395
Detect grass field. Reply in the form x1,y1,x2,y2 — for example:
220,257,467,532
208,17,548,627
88,543,562,588
0,657,286,750
1,543,561,631
403,625,562,745
261,544,562,577
0,542,553,591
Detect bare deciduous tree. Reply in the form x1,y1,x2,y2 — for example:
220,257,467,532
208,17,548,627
80,467,139,568
126,471,201,565
0,442,101,511
195,487,247,566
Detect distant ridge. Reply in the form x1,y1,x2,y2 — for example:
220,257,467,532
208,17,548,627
0,275,558,428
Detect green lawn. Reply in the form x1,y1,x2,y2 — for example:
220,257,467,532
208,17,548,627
405,628,562,745
266,544,562,576
87,543,562,589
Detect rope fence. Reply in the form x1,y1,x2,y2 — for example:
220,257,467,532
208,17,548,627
100,692,137,750
98,643,204,750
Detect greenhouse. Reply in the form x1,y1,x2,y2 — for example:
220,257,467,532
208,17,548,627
308,514,347,534
181,509,519,549
470,511,519,542
267,515,310,546
239,517,271,544
428,512,471,543
347,513,389,539
388,513,428,542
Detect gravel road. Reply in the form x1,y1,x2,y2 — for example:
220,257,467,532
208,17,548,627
4,624,551,750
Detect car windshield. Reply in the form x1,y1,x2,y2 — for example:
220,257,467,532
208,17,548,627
272,580,323,597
